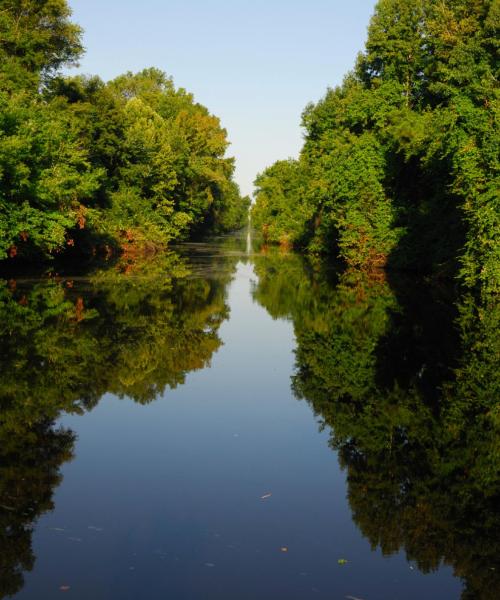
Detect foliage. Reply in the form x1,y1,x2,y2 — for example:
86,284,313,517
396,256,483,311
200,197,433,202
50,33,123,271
0,91,104,259
252,159,313,248
0,0,83,92
0,4,248,264
252,0,499,294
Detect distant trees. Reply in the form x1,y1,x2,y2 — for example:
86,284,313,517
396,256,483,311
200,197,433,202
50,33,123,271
252,0,499,294
0,1,249,263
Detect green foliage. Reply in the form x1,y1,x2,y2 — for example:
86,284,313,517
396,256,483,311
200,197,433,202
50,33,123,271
0,91,104,258
0,5,248,264
252,159,312,247
0,0,83,91
252,0,499,294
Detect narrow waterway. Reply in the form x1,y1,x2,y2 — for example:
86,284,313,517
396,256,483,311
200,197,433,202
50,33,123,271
1,236,497,599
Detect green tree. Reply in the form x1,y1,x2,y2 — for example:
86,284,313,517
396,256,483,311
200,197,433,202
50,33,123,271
252,0,499,294
0,6,249,264
0,0,82,91
252,159,311,248
0,92,104,259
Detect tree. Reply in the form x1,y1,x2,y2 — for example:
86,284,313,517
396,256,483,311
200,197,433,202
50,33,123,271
252,0,499,294
0,0,83,91
0,7,249,263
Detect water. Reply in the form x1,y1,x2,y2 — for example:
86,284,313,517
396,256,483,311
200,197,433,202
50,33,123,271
0,235,498,599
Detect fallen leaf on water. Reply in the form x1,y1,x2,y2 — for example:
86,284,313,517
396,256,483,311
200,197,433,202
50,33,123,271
338,558,348,565
260,493,272,500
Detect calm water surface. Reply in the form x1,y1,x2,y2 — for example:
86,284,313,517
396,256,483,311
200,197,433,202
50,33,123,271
1,236,498,599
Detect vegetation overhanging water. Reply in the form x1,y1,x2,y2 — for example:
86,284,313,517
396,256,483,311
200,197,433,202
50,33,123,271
0,1,498,598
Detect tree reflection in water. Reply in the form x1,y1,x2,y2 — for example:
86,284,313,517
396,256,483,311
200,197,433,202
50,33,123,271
0,251,236,597
0,246,498,599
252,252,500,600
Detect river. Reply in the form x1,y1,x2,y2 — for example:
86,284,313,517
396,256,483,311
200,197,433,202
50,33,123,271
0,233,498,599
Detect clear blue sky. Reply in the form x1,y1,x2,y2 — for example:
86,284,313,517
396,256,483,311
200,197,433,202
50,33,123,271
68,0,377,197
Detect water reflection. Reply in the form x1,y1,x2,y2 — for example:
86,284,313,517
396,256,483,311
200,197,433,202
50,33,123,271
252,253,500,599
0,242,498,599
0,251,237,597
0,421,74,598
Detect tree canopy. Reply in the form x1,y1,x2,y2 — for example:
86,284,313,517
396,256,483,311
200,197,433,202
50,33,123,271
0,1,249,265
252,0,499,295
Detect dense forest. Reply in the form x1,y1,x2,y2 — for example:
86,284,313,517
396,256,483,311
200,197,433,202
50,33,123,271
0,0,249,264
252,0,499,295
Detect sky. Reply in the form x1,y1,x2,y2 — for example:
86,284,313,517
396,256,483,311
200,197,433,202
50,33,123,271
68,0,378,197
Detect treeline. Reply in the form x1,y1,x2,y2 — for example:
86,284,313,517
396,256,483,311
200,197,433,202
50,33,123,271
0,0,249,263
252,0,499,294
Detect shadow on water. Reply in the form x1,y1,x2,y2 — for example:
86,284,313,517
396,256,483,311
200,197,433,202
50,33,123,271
251,252,500,600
